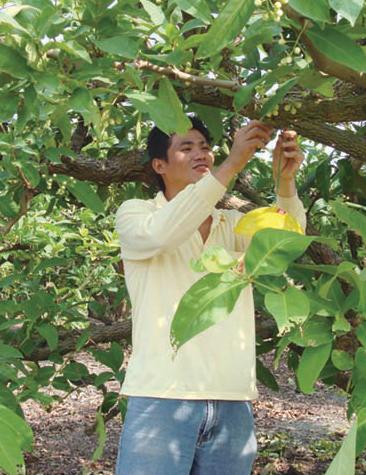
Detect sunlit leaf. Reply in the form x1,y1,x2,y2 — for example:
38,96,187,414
329,0,363,26
307,24,366,73
170,272,248,351
296,343,332,394
197,0,255,58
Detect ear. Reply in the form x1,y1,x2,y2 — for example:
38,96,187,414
151,158,168,176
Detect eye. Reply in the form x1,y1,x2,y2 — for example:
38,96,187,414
181,148,192,152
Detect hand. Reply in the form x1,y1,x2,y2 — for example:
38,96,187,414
228,120,274,174
273,130,304,196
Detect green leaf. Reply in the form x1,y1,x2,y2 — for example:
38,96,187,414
58,40,92,63
0,405,33,475
288,316,333,347
0,388,23,417
288,0,331,22
351,380,366,413
94,371,114,388
157,78,192,134
295,261,366,315
331,350,353,371
194,246,236,273
21,162,41,188
51,105,72,142
22,291,56,320
91,342,123,373
307,24,366,73
356,408,366,456
353,348,366,388
245,229,335,278
315,160,331,201
141,0,166,26
67,180,105,214
330,200,366,242
296,343,332,394
75,328,91,351
170,272,247,351
32,71,63,98
33,257,69,274
329,0,363,26
94,36,139,59
0,11,30,35
234,82,258,110
0,44,31,78
0,405,33,450
101,391,119,413
174,0,212,23
256,358,279,391
64,362,89,382
197,0,255,58
356,322,366,348
260,78,298,118
188,103,224,142
0,344,23,361
332,313,351,334
264,287,310,335
0,196,18,219
92,411,106,461
0,93,18,122
16,86,37,130
241,20,281,53
325,418,356,475
68,88,100,132
127,82,191,135
38,323,58,351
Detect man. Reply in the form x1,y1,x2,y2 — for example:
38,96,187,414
115,117,306,475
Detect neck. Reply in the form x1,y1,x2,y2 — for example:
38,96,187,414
163,183,186,201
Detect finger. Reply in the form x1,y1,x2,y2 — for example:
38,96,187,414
281,141,299,151
243,128,273,143
282,151,304,161
281,130,297,140
245,137,268,151
245,121,274,134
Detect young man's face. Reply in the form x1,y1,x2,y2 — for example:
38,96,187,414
152,128,215,197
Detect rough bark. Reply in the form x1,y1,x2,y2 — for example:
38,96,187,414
28,315,277,361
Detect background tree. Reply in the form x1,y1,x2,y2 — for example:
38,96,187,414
0,0,366,473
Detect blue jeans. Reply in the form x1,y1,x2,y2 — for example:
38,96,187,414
115,397,257,475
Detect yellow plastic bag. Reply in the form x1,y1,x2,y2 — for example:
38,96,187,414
234,206,304,237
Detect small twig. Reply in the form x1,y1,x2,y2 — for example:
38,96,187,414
0,243,30,254
85,405,122,436
131,59,241,92
0,189,35,237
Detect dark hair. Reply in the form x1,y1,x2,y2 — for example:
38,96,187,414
147,116,212,190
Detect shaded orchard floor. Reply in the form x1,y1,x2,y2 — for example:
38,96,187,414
22,352,364,475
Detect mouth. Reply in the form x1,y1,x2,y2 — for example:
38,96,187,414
192,164,210,172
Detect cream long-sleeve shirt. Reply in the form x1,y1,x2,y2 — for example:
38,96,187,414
115,172,306,400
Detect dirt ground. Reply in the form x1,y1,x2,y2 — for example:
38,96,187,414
21,351,364,475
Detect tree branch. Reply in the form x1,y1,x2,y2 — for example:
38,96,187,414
284,5,366,89
132,60,241,91
27,314,276,361
48,150,155,185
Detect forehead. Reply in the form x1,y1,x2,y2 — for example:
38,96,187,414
169,128,208,149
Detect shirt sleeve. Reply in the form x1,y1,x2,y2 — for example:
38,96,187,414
115,173,227,260
276,192,307,232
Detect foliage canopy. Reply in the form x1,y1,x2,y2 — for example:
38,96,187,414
0,0,366,473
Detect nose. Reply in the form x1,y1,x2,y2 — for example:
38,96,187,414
193,147,208,160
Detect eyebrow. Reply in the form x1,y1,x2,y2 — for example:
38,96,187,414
178,140,210,147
